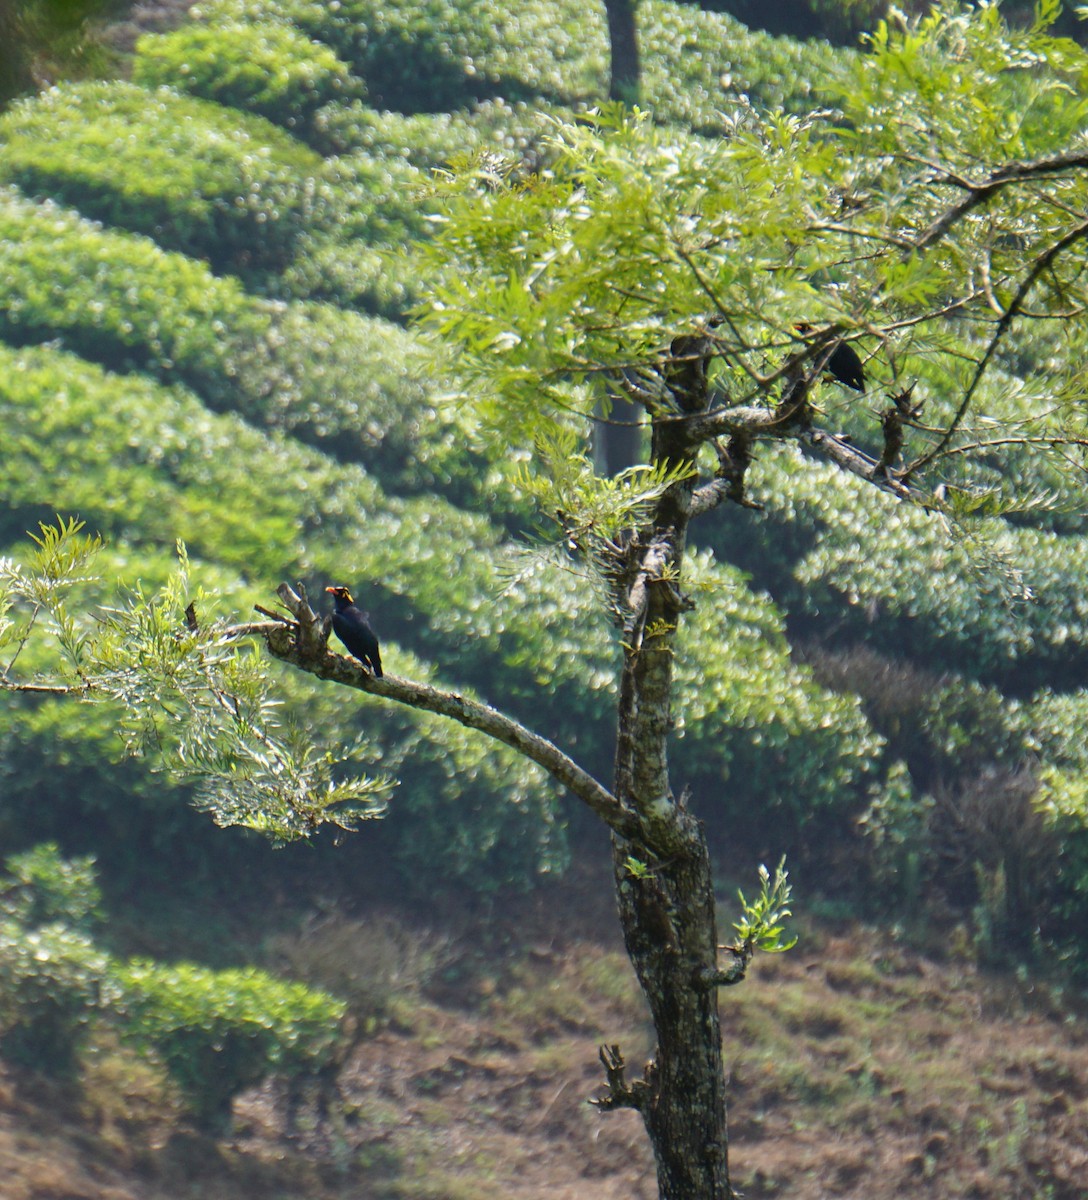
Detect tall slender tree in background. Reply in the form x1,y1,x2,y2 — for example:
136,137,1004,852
604,0,641,101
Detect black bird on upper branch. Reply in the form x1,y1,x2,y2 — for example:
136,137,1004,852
325,586,383,677
826,340,866,392
794,324,867,392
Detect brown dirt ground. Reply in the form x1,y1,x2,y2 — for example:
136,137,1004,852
3,863,1087,1200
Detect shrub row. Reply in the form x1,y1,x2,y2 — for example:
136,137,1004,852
191,0,606,110
640,1,851,131
0,846,346,1128
0,189,471,492
133,21,361,134
111,959,346,1131
186,0,845,121
310,97,553,162
700,445,1088,690
0,82,323,273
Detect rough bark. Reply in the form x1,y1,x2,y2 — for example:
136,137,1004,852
609,824,731,1199
598,329,732,1198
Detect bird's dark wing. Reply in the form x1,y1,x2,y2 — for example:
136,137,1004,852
827,343,866,392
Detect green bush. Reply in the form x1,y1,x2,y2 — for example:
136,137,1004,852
227,300,470,486
190,0,377,70
190,0,844,127
273,149,441,317
700,0,901,44
640,1,850,131
192,0,606,110
277,235,421,318
0,920,111,1075
0,186,266,399
310,97,553,162
1023,689,1088,775
671,550,881,833
0,81,323,271
0,844,112,1075
134,21,360,134
0,339,489,622
109,958,347,1131
314,151,433,245
700,446,1088,689
0,344,333,576
1033,767,1088,968
801,643,1027,790
0,843,101,931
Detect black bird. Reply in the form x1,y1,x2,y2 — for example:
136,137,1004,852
794,323,867,392
325,586,383,677
825,341,866,392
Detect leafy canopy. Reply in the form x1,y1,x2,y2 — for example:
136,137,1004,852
419,6,1088,521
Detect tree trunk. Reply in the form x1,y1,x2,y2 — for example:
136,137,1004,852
605,329,732,1198
612,829,731,1199
604,0,640,104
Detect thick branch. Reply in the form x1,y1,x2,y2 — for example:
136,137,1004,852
693,934,761,991
681,405,918,501
802,429,914,499
249,586,639,841
690,433,763,518
681,403,796,442
689,477,736,517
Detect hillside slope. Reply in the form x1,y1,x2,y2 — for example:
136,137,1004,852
1,873,1086,1200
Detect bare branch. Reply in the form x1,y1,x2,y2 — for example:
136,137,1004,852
590,1044,648,1112
806,220,918,251
0,680,88,695
251,585,640,841
924,433,1088,466
907,216,1088,478
916,152,1088,250
2,599,43,683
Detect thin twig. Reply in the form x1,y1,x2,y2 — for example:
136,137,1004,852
907,217,1088,478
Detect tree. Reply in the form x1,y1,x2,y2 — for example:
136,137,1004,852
5,6,1088,1198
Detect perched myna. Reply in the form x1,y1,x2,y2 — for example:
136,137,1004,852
825,341,866,393
325,586,383,677
794,323,867,392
